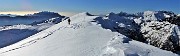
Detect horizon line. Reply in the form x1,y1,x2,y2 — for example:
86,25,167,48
0,10,179,17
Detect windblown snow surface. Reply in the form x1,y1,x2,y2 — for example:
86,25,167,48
0,12,178,56
0,17,64,48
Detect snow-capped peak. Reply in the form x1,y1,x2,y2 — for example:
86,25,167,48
144,11,156,15
143,11,159,21
70,12,97,22
164,14,171,18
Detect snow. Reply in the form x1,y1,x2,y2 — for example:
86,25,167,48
95,12,138,31
143,11,158,21
0,17,64,48
0,12,178,56
0,11,63,26
139,12,180,51
130,11,180,52
133,17,143,25
101,34,178,56
140,21,180,49
164,14,171,18
142,11,170,22
0,24,41,48
178,14,180,16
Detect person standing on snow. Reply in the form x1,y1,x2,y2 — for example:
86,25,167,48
68,18,71,25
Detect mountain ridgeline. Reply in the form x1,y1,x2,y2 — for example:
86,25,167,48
0,11,65,26
0,11,66,48
0,11,179,56
93,11,180,53
0,11,179,54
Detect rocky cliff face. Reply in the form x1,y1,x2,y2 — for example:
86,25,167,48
137,11,180,52
141,21,180,51
95,11,180,53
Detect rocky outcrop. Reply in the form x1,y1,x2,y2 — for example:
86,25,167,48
95,11,180,53
141,21,180,51
138,11,180,52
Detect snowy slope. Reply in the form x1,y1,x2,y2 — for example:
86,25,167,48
101,34,178,56
0,12,178,56
0,17,64,48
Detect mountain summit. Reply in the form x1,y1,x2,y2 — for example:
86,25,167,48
0,11,179,56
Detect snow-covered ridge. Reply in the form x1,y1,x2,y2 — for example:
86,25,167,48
0,11,64,26
0,12,98,55
0,11,179,56
101,34,178,56
0,12,178,56
0,17,65,48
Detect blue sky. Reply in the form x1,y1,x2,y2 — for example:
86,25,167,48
0,0,179,16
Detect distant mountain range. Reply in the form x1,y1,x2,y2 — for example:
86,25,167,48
0,11,65,26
